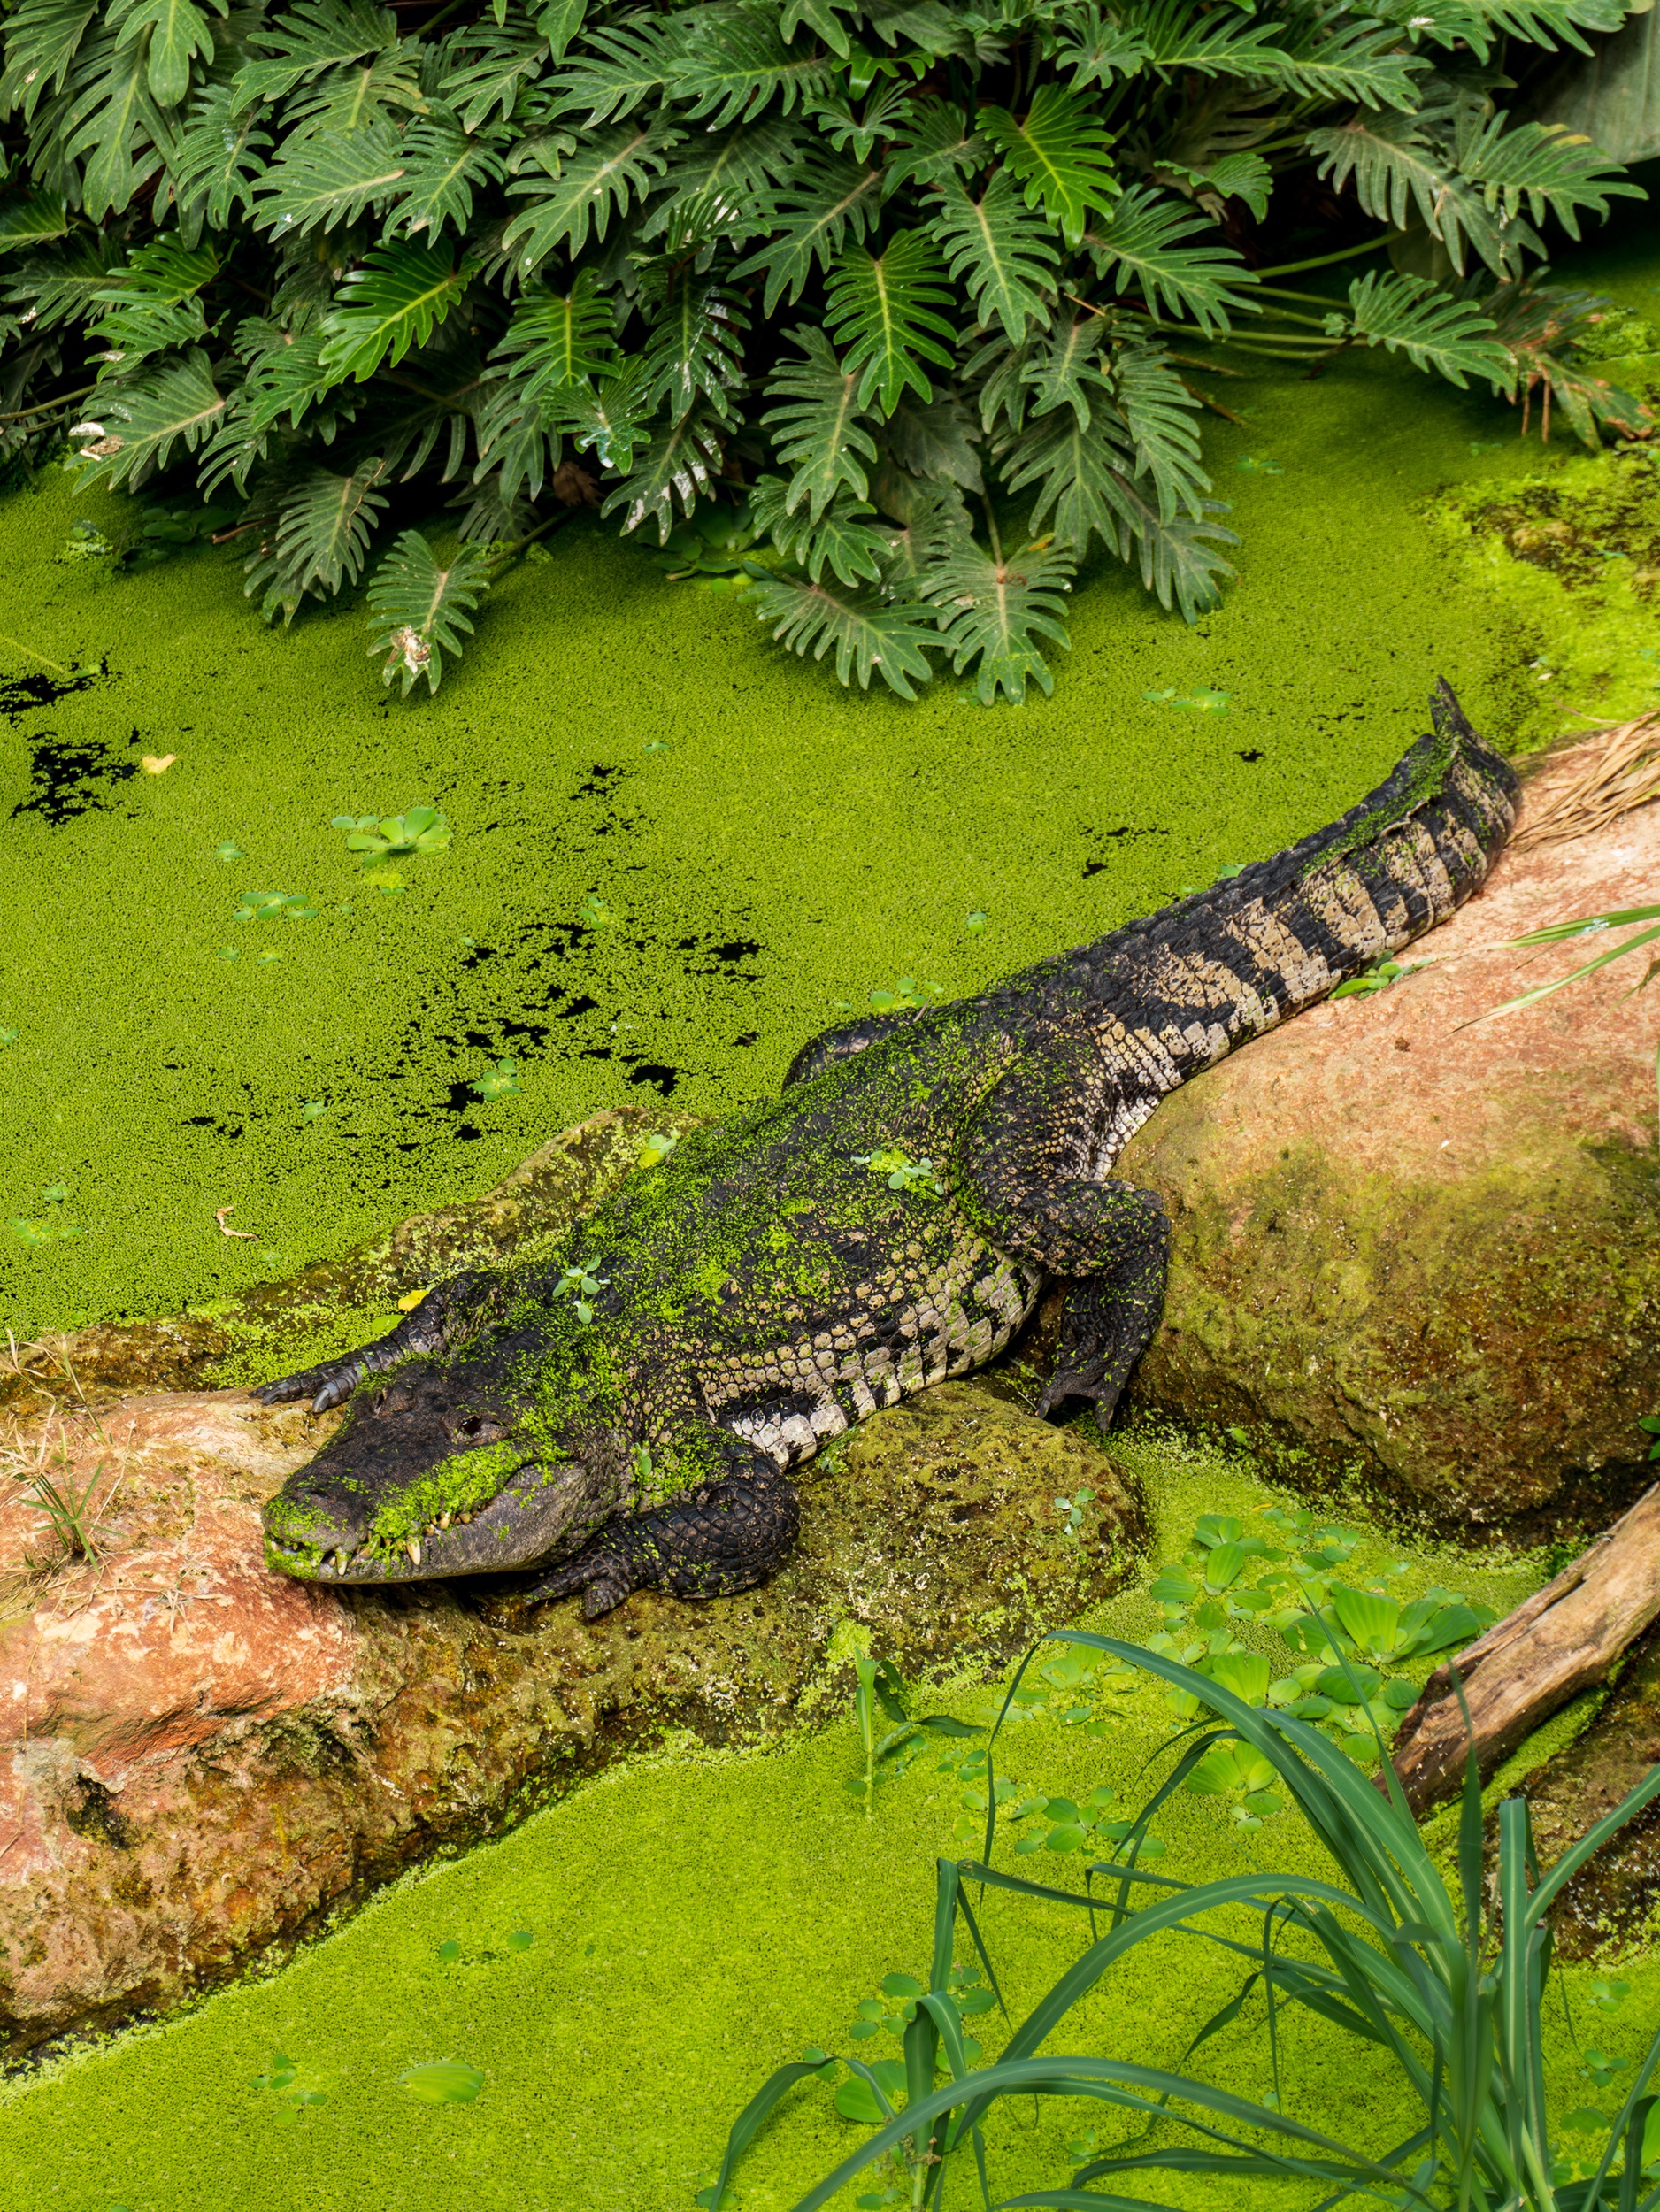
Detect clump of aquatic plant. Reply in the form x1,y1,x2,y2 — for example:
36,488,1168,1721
1333,955,1414,997
869,979,941,1014
234,889,316,923
1143,684,1232,713
578,894,616,930
398,2061,484,2106
706,1632,1660,2212
854,1148,942,1197
549,1259,605,1324
250,2052,327,2124
332,804,452,863
1052,1485,1097,1540
470,1058,519,1102
639,1131,679,1168
1145,1504,1491,1772
61,518,115,562
849,1647,980,1816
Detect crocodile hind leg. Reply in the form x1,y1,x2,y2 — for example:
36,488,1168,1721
960,1050,1172,1427
524,1448,800,1620
1033,1200,1171,1425
256,1270,502,1413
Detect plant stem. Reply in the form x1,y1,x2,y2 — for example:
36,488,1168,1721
1253,234,1389,280
1252,284,1349,307
0,632,73,679
485,506,577,579
981,495,1003,568
0,383,98,423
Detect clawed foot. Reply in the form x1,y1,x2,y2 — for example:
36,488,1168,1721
1035,1364,1122,1431
256,1356,370,1415
524,1538,635,1620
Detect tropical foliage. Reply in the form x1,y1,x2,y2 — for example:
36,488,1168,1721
0,0,1649,699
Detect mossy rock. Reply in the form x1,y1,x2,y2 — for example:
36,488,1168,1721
1118,766,1660,1536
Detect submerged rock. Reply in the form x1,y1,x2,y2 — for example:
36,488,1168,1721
0,1381,1144,2057
1119,757,1660,1533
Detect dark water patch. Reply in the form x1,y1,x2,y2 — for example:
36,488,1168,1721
626,1064,680,1095
1239,749,1265,764
1083,826,1170,879
12,732,138,825
0,658,106,724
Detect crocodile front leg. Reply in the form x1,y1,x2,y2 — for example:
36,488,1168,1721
524,1450,801,1619
256,1270,503,1413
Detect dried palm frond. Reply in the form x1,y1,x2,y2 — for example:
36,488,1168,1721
1512,710,1660,854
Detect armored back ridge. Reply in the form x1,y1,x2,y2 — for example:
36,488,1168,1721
257,685,1518,1617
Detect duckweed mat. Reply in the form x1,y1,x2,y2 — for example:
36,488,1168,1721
2,229,1655,1342
8,1432,1644,2212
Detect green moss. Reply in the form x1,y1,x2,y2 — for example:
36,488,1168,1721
364,1440,534,1558
1429,443,1660,749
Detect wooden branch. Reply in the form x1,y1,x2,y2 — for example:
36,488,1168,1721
1389,1480,1660,1816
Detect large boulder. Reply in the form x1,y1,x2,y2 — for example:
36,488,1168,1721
1119,758,1660,1532
0,1379,1145,2057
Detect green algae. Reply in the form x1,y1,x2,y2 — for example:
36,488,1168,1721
3,1430,1637,2212
6,278,1657,1342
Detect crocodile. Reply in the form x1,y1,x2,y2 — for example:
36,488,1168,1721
259,682,1518,1617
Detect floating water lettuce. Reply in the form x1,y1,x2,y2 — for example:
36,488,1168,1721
333,806,451,862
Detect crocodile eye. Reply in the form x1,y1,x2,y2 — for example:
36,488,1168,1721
458,1415,482,1436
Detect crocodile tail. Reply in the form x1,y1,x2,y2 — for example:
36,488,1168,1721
1073,682,1519,1093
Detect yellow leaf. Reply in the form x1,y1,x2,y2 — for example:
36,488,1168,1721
397,1287,427,1312
141,754,177,774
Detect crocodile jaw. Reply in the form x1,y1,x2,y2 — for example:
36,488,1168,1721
262,1454,621,1585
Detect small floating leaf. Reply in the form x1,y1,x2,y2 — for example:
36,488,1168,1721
399,2059,484,2104
436,1939,461,1962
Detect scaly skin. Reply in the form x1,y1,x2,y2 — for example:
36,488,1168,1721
259,684,1517,1617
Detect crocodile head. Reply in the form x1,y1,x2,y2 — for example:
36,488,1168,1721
260,1348,626,1585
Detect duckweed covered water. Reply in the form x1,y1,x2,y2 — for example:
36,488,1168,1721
8,1432,1648,2212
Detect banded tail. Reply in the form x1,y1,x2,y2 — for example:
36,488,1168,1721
1041,681,1519,1120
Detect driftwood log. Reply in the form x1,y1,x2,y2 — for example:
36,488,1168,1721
1389,1482,1660,1816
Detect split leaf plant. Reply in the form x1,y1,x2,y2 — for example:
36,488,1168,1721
0,0,1648,700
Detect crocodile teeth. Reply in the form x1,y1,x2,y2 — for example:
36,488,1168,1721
438,1511,451,1532
406,1539,422,1567
332,1549,350,1576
